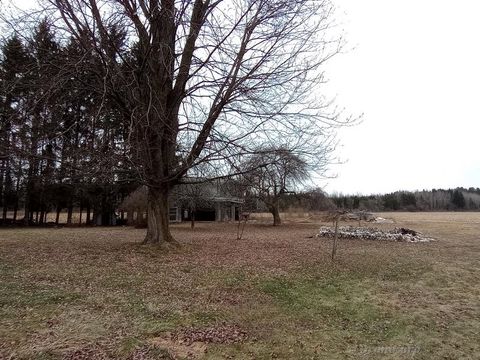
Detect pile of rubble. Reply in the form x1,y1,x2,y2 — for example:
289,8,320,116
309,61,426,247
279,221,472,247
372,216,394,224
317,226,435,243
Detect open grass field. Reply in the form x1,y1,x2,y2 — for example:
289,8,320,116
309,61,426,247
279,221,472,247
1,212,479,359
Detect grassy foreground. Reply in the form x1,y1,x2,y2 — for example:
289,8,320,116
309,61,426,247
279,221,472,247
1,213,479,359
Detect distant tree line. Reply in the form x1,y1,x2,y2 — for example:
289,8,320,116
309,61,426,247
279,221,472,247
330,188,480,212
0,21,137,225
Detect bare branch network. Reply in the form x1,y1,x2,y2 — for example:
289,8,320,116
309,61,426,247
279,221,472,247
0,0,353,243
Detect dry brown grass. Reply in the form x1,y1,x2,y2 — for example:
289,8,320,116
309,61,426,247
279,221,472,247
0,212,479,359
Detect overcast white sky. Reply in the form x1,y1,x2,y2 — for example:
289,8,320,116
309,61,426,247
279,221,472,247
8,0,480,195
321,0,480,195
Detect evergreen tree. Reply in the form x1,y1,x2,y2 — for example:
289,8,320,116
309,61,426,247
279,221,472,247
0,35,31,221
451,189,466,209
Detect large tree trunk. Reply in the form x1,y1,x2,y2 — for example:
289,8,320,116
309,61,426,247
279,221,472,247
142,186,178,246
270,204,282,226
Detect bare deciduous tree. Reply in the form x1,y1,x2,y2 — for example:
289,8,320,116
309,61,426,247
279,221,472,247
242,147,310,226
7,0,346,246
172,181,213,229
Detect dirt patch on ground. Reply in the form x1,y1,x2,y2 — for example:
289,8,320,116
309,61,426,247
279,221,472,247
146,323,247,359
63,345,110,360
147,338,206,359
172,323,248,345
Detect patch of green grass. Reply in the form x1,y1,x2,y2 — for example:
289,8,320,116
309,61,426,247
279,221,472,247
256,274,413,347
118,337,145,355
258,275,368,314
0,260,15,274
26,351,59,360
114,296,184,336
1,219,480,359
377,260,433,282
191,310,222,325
139,318,180,336
223,272,247,288
0,281,83,308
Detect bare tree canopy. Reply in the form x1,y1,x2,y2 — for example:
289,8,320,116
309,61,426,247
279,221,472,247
242,147,310,225
2,0,348,245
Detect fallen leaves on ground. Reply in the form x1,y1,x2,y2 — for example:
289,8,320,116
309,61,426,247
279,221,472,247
172,323,248,345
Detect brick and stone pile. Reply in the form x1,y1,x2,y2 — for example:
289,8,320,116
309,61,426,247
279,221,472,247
317,226,434,243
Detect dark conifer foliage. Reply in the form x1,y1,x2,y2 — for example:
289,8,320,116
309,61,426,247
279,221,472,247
0,24,137,226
